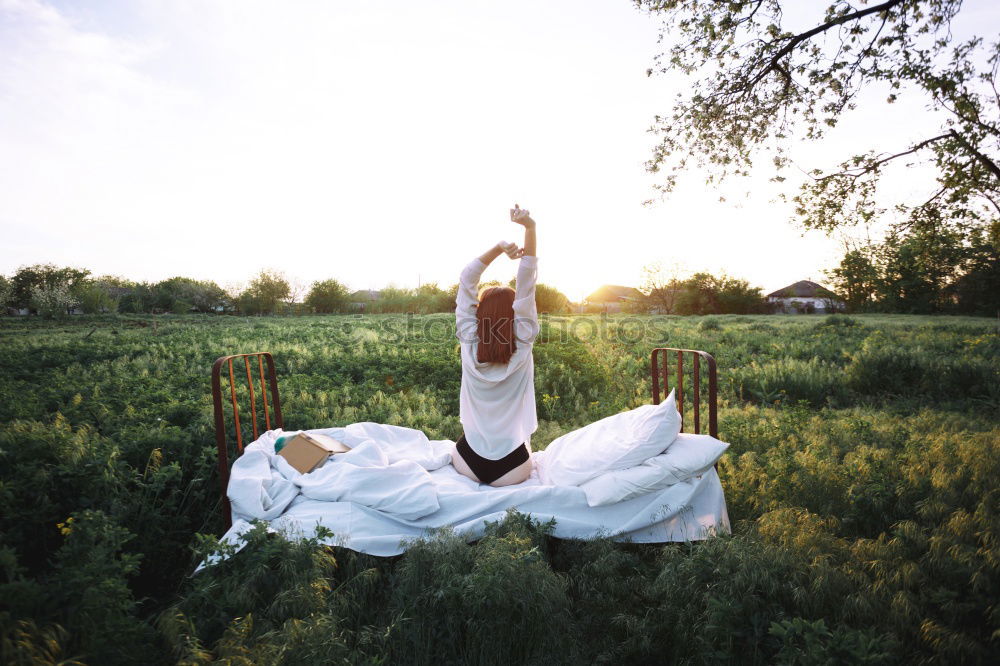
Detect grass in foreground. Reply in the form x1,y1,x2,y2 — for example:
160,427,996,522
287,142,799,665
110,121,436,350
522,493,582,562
0,313,997,664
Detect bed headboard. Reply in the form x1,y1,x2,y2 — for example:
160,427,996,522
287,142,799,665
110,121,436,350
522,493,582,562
650,348,718,439
211,352,284,527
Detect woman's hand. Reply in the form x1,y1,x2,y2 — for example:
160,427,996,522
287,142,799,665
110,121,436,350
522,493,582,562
498,240,524,259
510,203,537,257
510,203,535,228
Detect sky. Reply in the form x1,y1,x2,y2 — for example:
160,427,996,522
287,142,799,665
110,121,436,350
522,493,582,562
1,0,997,301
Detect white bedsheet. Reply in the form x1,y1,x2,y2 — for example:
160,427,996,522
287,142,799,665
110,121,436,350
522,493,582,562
218,424,730,559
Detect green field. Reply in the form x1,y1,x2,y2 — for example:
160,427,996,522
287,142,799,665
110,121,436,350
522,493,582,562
1,313,998,664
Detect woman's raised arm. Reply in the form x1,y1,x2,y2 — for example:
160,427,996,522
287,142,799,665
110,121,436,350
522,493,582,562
477,243,505,266
511,204,536,257
511,205,539,343
456,243,505,343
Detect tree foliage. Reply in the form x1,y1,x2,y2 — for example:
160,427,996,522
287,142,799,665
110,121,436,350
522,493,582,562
535,283,570,313
304,279,351,313
150,277,226,314
10,264,90,311
0,275,13,309
638,0,999,240
366,283,455,314
641,261,684,314
413,283,456,313
75,282,119,315
29,283,75,319
638,264,768,314
502,281,568,315
828,223,1000,314
240,270,290,315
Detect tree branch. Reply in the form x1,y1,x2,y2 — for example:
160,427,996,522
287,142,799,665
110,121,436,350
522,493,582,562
814,132,952,182
919,183,949,210
990,54,1000,112
948,129,1000,181
746,0,767,23
981,190,1000,216
747,0,908,91
932,90,1000,138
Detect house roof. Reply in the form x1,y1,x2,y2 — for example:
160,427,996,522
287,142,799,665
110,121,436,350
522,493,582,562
586,285,643,303
349,289,380,301
766,280,838,299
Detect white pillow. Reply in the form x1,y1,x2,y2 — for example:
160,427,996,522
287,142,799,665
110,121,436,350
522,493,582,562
536,390,681,487
579,433,729,506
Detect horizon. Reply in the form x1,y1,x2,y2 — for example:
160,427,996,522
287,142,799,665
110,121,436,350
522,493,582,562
0,259,831,304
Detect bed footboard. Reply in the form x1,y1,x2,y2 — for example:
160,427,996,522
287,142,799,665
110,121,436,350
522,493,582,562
650,348,718,438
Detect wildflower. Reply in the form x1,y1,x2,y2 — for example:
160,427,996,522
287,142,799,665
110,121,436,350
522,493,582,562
56,516,74,536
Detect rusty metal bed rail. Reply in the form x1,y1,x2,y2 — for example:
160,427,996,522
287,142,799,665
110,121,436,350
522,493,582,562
212,352,284,526
651,347,718,439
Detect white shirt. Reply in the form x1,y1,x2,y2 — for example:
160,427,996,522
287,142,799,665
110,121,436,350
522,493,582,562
455,255,539,460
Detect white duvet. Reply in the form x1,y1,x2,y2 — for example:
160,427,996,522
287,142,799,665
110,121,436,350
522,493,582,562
218,423,730,560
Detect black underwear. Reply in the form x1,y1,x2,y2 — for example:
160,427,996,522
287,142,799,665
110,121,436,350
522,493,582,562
455,434,530,485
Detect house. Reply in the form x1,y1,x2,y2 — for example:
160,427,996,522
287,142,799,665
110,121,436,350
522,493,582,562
583,285,644,313
349,289,380,312
766,280,843,314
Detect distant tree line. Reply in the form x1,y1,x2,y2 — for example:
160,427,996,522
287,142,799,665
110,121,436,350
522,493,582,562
0,264,575,317
8,250,994,319
634,264,772,315
827,223,1000,315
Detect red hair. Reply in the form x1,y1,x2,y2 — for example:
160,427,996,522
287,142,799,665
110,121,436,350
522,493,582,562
476,286,517,364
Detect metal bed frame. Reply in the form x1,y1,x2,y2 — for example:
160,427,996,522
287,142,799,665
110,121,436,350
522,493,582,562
211,353,284,527
650,347,718,438
211,348,717,527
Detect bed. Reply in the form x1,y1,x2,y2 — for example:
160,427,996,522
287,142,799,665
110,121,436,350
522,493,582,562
209,348,730,557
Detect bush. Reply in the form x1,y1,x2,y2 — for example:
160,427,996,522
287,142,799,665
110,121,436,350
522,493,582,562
49,510,156,664
0,419,124,571
613,533,813,663
10,264,89,310
29,284,74,318
160,523,364,663
845,347,997,401
387,511,576,665
0,275,12,311
535,283,569,314
75,282,119,314
0,620,80,666
305,279,350,313
732,358,848,407
770,618,896,665
552,537,654,661
151,277,225,313
698,316,722,331
240,270,290,315
817,314,859,328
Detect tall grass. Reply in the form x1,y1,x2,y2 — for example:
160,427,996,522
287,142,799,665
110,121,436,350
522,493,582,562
0,313,998,663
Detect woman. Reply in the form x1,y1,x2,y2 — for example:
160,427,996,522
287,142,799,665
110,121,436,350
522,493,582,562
452,204,538,486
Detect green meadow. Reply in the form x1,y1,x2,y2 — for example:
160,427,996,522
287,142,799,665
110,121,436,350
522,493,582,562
1,313,998,664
